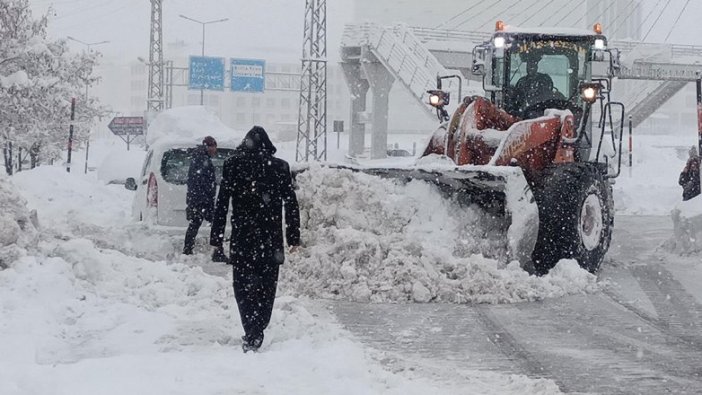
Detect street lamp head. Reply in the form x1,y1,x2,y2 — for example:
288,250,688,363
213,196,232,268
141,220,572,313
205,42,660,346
179,14,203,24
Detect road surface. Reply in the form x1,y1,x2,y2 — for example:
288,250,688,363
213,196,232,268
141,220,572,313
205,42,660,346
329,215,702,394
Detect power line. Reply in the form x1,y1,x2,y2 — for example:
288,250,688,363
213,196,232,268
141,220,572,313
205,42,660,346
664,0,691,42
642,0,673,41
638,0,665,33
520,0,558,27
511,0,543,26
574,0,619,28
608,0,639,38
452,0,504,30
475,0,523,30
549,0,587,27
435,1,484,29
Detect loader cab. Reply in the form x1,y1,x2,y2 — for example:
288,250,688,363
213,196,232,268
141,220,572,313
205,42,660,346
474,30,612,120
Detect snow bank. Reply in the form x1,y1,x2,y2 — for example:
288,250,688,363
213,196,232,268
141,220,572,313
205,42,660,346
0,172,38,269
12,166,133,231
613,135,693,216
281,165,599,304
97,147,146,183
146,106,245,147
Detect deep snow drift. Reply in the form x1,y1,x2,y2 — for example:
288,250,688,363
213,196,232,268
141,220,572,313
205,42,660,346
2,165,564,395
0,172,37,269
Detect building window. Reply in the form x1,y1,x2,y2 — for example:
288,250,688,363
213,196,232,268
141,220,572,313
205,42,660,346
131,64,147,74
131,80,146,90
131,97,144,108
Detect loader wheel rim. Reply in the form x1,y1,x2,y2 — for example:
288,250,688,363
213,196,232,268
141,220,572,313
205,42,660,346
580,193,603,251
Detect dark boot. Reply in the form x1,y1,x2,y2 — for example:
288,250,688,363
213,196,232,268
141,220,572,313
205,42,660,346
211,247,228,263
241,335,263,353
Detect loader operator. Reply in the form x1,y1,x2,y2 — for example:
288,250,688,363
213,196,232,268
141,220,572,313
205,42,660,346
513,54,556,116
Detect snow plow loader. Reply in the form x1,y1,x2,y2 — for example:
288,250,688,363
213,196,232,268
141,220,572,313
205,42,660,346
345,23,626,275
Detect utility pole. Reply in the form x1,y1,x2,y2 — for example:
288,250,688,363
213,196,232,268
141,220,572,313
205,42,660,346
147,0,164,119
67,36,109,174
296,0,328,162
67,98,76,173
179,15,229,105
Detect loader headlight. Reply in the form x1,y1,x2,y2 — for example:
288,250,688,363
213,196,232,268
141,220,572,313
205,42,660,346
427,89,450,107
594,39,605,50
579,83,600,104
494,36,505,49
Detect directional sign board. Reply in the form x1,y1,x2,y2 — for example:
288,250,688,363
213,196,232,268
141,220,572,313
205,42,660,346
108,116,144,136
189,56,225,91
231,58,265,92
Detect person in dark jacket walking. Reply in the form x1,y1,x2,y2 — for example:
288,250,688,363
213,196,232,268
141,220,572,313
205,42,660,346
679,145,701,201
183,136,226,261
210,126,300,352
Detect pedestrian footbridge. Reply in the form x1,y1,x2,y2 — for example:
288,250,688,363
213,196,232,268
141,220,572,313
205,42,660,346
340,23,702,158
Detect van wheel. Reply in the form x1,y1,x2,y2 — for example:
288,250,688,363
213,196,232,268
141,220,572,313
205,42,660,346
531,164,613,275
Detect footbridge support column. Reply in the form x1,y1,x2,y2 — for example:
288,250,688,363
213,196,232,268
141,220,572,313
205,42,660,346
341,62,369,157
361,49,395,159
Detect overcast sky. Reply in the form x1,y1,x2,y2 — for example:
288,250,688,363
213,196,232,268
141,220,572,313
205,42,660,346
28,0,702,65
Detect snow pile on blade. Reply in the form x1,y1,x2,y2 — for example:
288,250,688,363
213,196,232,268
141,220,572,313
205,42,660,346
0,172,38,269
281,165,599,304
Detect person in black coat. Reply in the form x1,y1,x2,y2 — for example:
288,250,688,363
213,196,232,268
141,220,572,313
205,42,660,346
679,146,701,201
210,126,300,352
183,136,219,256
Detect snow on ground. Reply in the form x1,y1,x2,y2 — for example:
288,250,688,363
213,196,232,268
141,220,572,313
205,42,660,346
3,115,699,394
613,134,695,216
2,164,564,394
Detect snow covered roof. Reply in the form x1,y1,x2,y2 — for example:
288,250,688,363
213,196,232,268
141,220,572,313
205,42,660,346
499,26,599,37
145,106,245,148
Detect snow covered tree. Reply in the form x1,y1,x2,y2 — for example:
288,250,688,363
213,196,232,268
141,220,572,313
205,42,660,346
0,0,107,174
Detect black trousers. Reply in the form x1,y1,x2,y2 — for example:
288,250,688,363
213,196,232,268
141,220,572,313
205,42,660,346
183,215,204,253
232,260,280,345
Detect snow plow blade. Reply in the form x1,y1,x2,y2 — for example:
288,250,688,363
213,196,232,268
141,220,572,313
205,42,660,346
293,163,539,270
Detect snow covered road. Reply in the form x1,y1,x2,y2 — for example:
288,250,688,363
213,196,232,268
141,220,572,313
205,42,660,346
331,215,702,394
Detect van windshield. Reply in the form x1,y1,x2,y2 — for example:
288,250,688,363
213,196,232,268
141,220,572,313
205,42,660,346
161,148,235,185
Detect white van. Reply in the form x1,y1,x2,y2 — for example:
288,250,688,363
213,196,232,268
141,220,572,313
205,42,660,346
125,138,236,227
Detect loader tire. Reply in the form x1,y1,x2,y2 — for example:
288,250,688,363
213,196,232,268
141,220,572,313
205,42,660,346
531,164,613,275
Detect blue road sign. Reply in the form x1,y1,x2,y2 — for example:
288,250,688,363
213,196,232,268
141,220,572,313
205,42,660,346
189,56,225,91
231,58,265,93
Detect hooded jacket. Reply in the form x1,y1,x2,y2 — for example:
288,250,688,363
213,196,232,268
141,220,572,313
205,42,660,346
210,126,300,264
186,144,216,221
679,154,701,201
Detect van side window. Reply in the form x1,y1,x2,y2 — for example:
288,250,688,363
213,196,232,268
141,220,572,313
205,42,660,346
142,151,153,177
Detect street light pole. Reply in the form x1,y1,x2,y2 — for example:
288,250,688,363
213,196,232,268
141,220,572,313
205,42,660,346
67,36,109,174
179,15,228,105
